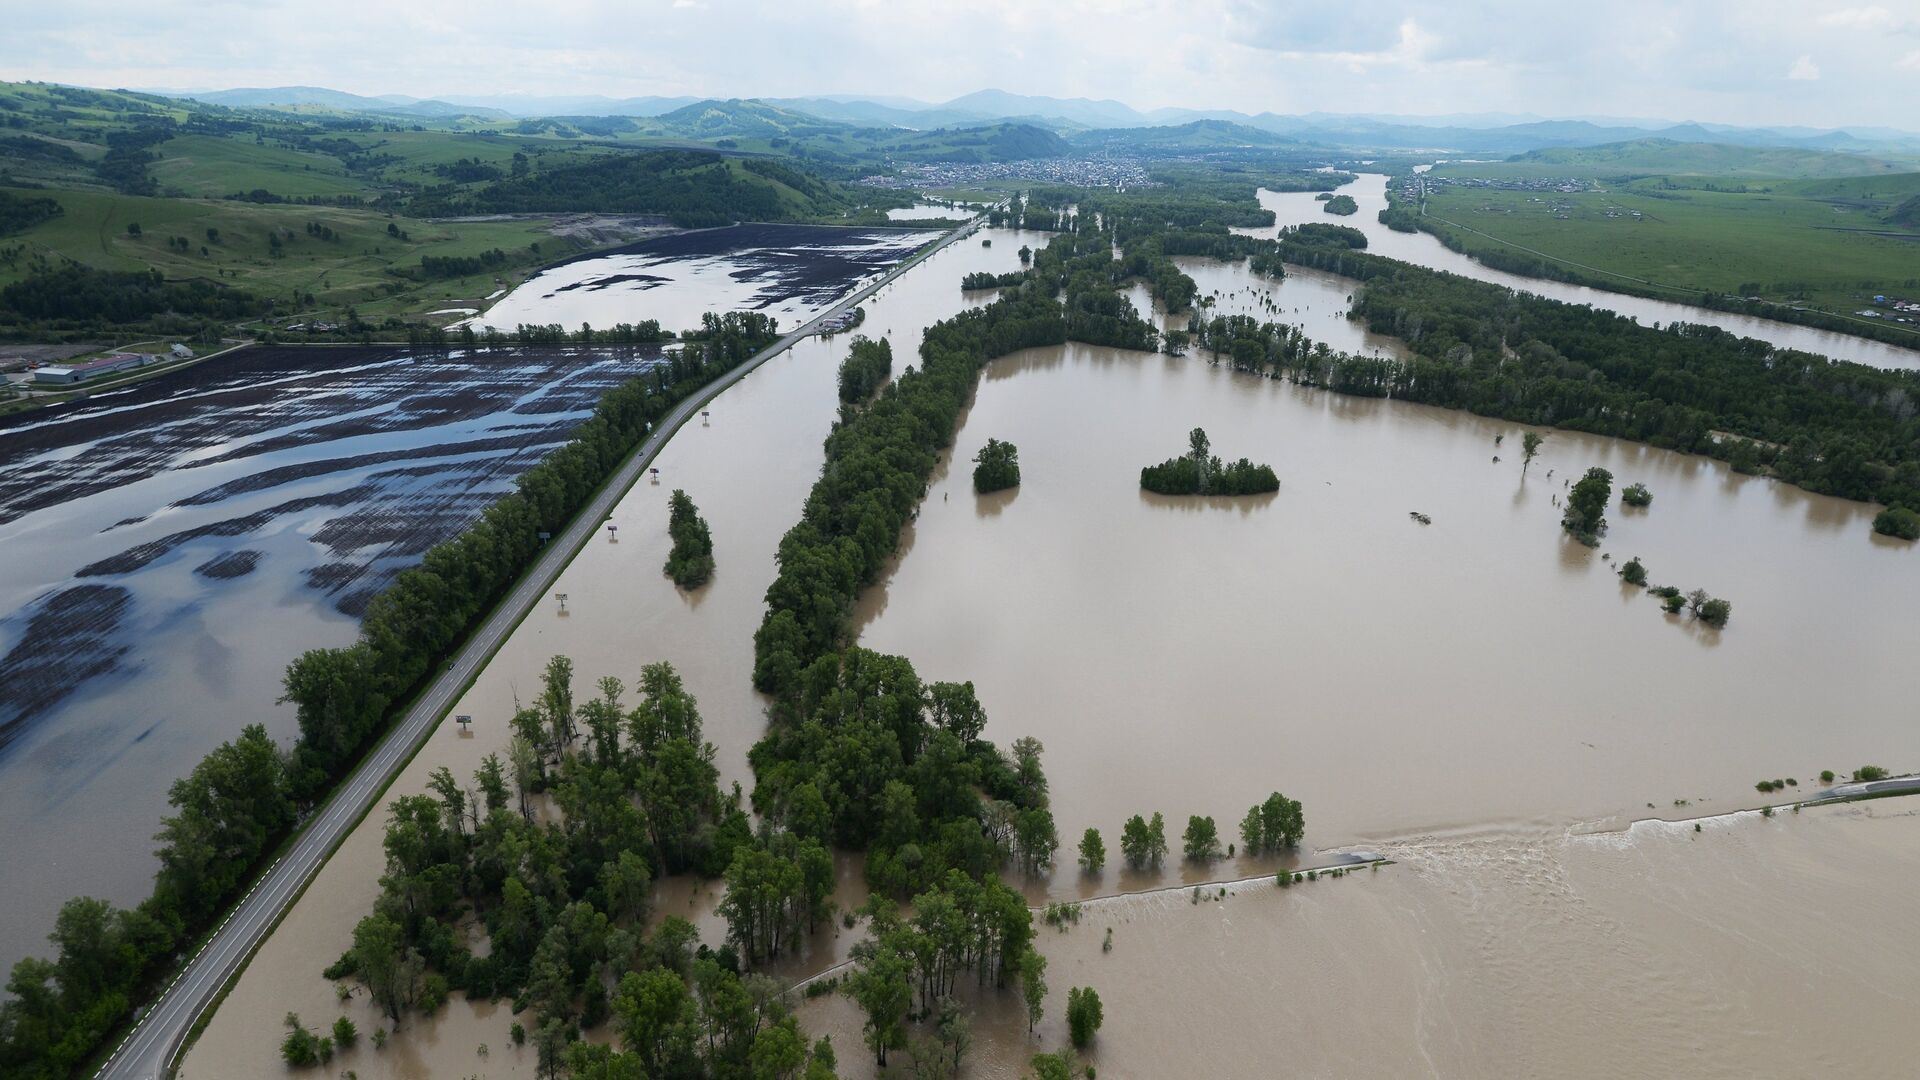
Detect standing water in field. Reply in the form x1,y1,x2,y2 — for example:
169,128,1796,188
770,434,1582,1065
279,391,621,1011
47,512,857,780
0,345,660,974
474,223,939,333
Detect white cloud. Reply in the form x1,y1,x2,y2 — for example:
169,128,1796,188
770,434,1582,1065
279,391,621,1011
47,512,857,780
1788,54,1821,80
1817,6,1913,32
7,0,1920,130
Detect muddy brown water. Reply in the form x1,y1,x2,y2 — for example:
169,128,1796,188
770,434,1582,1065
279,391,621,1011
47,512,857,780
182,218,1919,1077
797,802,1920,1079
854,331,1918,897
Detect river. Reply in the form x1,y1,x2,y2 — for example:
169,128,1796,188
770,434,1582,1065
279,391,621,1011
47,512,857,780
1243,173,1920,371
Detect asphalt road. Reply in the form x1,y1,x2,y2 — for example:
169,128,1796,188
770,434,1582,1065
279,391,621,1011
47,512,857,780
96,216,981,1080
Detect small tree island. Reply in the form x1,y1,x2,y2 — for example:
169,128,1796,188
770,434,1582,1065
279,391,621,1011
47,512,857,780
1321,194,1359,216
973,437,1021,493
1562,466,1612,546
1141,427,1279,496
663,489,715,588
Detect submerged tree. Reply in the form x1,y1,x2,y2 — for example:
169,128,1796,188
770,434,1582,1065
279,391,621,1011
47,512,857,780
1182,815,1220,863
1521,431,1544,475
1077,828,1105,873
1066,986,1104,1048
1562,467,1612,546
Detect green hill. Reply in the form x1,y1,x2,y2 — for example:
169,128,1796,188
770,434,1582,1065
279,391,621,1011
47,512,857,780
1501,138,1903,179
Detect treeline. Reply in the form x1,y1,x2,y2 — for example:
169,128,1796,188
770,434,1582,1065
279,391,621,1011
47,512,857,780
417,248,507,280
94,124,173,195
0,190,61,236
0,315,778,1079
0,263,260,336
1203,238,1920,512
323,658,840,1076
1140,427,1279,495
960,269,1027,291
836,335,892,404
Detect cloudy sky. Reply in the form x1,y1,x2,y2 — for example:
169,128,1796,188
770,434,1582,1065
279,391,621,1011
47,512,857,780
13,0,1920,129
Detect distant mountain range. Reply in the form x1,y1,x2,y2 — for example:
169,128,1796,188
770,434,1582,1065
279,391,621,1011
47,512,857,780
155,86,1920,159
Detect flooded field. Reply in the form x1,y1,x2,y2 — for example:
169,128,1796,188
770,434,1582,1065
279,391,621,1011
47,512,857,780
474,223,940,333
177,206,1918,1078
1244,174,1920,371
855,335,1918,896
179,227,1037,1079
799,802,1920,1079
0,344,660,973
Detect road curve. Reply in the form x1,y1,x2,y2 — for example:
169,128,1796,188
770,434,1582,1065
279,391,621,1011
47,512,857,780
97,215,981,1080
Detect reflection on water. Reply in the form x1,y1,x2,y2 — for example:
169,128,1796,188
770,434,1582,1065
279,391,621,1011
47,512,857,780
1243,174,1920,371
475,223,939,334
0,345,660,975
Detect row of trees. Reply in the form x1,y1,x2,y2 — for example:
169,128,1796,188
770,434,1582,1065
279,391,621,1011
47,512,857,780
0,315,778,1079
1087,792,1305,871
751,231,1156,698
741,228,1164,1068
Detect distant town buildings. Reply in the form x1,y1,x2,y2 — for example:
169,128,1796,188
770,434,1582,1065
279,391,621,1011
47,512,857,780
861,156,1156,192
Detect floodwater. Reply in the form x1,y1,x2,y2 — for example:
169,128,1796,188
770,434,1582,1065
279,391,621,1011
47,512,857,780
474,223,940,334
179,227,1035,1078
887,202,975,222
179,210,1920,1077
798,802,1920,1079
0,345,661,976
854,335,1918,897
1244,173,1920,371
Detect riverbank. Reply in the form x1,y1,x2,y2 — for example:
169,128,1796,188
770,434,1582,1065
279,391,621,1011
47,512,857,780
1247,175,1920,372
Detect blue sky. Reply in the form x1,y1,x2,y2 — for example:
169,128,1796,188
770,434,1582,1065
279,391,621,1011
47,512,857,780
11,0,1920,129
